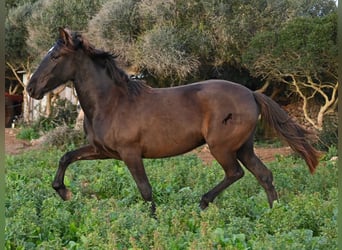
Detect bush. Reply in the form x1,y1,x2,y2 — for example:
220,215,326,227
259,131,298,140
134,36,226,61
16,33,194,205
17,98,79,142
315,114,338,151
39,125,87,150
32,98,79,132
16,127,40,140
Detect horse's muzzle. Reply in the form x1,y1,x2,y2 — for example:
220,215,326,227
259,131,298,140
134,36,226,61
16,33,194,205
26,82,44,100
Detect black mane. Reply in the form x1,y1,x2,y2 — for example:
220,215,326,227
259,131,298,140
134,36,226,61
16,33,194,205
76,34,150,96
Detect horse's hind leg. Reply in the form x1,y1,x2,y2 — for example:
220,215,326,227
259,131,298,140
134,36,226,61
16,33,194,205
53,145,110,200
237,137,278,207
200,148,244,209
120,151,155,214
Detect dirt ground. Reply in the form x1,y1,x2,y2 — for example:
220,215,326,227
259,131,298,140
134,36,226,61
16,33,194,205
5,128,33,155
5,128,293,163
193,144,293,165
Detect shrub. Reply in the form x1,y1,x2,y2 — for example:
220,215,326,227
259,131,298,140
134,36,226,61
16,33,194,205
315,114,338,151
32,98,79,132
17,98,80,144
39,125,87,150
16,127,40,140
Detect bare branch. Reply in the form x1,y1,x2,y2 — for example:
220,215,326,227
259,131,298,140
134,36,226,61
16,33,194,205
255,80,270,93
6,62,25,88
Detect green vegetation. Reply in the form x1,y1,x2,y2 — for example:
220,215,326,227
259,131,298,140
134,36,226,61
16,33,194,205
315,114,338,151
16,127,39,140
5,148,337,249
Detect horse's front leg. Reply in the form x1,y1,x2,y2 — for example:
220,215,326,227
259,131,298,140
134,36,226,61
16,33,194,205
52,145,111,200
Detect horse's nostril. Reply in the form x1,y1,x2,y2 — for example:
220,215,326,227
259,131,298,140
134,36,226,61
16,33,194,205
26,86,32,94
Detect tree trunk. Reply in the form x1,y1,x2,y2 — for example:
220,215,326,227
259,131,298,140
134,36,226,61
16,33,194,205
22,89,30,123
75,109,84,130
45,93,52,117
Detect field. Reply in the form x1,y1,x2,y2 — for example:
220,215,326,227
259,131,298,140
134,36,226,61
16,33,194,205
5,147,337,249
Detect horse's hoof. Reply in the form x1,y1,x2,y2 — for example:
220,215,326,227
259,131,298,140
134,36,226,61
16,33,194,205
58,188,72,201
65,189,72,200
199,200,209,210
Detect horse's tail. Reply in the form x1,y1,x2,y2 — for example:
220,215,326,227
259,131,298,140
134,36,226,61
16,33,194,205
253,91,320,174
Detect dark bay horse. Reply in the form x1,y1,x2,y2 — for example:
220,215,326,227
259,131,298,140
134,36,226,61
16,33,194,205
27,28,320,212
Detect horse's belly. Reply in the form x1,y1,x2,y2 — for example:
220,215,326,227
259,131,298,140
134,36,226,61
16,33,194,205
141,131,205,158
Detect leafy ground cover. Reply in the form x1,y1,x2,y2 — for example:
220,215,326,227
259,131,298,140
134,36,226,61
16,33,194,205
5,148,337,249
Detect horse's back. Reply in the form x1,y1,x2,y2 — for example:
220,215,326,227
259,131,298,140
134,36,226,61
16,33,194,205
184,79,258,117
168,79,256,107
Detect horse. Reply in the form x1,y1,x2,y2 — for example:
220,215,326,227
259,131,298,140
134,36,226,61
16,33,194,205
27,28,320,213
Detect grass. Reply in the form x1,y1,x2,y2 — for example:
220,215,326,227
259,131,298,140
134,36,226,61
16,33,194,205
5,148,337,249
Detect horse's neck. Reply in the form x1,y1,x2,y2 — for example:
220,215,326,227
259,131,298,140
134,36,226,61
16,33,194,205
74,61,122,120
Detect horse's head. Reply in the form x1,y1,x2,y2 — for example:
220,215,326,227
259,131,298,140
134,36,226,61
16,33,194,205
27,28,83,99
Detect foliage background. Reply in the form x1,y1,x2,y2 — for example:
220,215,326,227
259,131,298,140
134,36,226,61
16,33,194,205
6,0,337,86
5,0,338,132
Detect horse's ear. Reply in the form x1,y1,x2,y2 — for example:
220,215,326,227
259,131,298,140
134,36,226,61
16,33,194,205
58,27,73,47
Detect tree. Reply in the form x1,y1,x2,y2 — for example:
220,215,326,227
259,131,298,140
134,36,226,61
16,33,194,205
27,0,104,62
23,0,104,120
87,0,337,87
86,0,142,72
5,0,41,74
243,13,337,130
5,1,38,122
88,0,253,84
6,0,337,126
